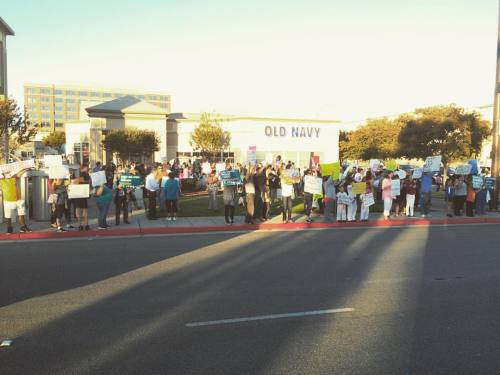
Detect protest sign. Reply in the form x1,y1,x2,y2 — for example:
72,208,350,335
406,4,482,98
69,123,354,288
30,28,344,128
385,160,398,171
395,170,407,179
423,156,441,172
362,192,375,207
311,155,320,167
485,177,496,190
320,163,334,177
247,146,257,165
391,179,401,196
220,170,241,186
468,160,479,175
412,168,423,179
370,159,380,172
119,174,143,188
90,170,106,187
43,155,63,167
455,164,472,175
337,194,351,205
472,175,484,189
352,182,366,195
0,159,35,175
215,163,225,174
304,175,323,194
202,162,212,175
48,165,70,179
67,184,90,199
332,162,341,180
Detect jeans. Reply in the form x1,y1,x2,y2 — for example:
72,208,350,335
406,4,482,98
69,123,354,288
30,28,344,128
304,193,313,217
147,190,157,219
166,199,178,217
421,191,432,215
115,196,128,224
224,205,235,223
282,196,293,221
97,201,111,227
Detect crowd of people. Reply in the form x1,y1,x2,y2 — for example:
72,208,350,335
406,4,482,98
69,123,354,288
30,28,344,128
0,155,497,234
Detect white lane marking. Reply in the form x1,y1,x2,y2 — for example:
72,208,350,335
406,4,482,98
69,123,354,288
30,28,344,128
185,308,355,327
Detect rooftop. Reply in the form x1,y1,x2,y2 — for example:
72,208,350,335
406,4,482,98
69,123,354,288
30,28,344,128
86,95,169,117
0,17,15,36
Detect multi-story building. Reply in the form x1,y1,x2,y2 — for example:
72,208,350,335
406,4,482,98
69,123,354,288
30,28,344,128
24,83,171,131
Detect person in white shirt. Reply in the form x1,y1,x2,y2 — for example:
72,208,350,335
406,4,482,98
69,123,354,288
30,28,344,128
336,185,348,222
281,166,295,223
346,177,357,222
354,168,363,183
145,166,160,220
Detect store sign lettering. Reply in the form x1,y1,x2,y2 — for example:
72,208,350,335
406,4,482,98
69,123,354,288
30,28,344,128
264,126,320,138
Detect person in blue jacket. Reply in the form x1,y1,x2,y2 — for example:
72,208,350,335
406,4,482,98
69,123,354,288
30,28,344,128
164,172,180,221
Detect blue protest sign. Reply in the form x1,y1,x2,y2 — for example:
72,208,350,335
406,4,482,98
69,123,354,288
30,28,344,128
220,170,241,186
468,160,479,175
485,177,496,190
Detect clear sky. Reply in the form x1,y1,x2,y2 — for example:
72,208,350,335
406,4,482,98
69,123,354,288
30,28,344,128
2,0,498,121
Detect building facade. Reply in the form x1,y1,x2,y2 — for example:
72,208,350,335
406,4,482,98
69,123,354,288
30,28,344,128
24,83,171,131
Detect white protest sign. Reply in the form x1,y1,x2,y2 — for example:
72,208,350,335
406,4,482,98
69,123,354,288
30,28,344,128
0,159,35,175
43,155,63,167
215,163,225,174
48,165,70,179
472,175,484,189
369,159,380,172
412,168,423,179
337,194,351,205
90,170,107,187
391,179,401,196
423,156,441,172
202,162,212,175
304,175,323,194
67,184,90,199
342,164,355,179
362,193,375,207
395,170,407,179
455,164,472,175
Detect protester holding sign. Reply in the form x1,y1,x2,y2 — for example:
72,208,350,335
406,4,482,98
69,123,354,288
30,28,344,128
336,185,349,222
114,165,130,226
303,170,315,223
74,163,91,231
95,183,113,229
0,168,33,234
420,172,433,217
453,176,467,216
222,165,237,225
382,172,393,220
403,175,417,217
359,171,374,221
52,178,69,232
281,165,294,223
345,177,357,222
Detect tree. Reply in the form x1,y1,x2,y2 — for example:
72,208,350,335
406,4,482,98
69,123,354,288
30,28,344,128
398,104,490,180
102,128,160,163
0,98,38,162
43,131,66,151
189,113,231,158
339,117,405,161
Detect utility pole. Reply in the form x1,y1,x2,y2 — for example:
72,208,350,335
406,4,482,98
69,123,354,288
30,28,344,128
0,18,15,163
491,2,500,210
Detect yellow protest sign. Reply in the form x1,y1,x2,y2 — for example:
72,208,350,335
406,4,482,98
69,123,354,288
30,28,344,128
320,163,334,176
332,162,341,180
352,182,366,195
385,160,398,171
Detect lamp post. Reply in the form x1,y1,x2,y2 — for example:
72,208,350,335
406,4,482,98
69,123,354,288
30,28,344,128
491,2,500,210
0,17,14,163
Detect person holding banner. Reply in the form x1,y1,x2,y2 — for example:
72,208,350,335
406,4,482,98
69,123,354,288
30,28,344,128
74,163,91,231
382,172,393,220
222,166,238,225
0,169,33,234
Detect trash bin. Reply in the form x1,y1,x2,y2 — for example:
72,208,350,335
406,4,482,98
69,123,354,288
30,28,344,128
26,170,51,221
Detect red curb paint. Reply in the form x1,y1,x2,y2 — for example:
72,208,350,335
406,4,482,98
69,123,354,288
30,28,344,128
2,217,500,241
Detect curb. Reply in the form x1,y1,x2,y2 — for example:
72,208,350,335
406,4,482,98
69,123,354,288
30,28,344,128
1,217,499,241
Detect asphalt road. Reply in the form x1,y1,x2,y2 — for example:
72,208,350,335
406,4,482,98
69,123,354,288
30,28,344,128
1,224,500,375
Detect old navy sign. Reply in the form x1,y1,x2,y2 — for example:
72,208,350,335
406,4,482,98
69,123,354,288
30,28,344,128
264,125,320,138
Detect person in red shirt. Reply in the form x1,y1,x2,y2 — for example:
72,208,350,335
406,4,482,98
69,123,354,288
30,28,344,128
404,175,417,217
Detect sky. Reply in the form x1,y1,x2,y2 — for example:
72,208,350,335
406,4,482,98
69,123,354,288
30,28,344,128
2,0,499,122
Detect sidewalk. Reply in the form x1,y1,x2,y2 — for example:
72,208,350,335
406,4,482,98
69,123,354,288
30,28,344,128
1,205,500,241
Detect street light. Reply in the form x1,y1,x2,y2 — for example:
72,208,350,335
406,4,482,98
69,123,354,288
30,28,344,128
491,2,500,210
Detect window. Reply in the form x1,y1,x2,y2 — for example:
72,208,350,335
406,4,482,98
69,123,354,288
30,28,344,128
79,91,88,96
55,106,63,112
54,89,63,95
161,96,169,101
40,96,51,102
91,92,100,97
40,88,51,94
41,113,51,119
28,104,38,110
26,87,39,94
66,98,75,103
55,122,64,128
67,113,78,120
27,97,39,103
55,97,63,103
66,106,76,112
66,90,75,96
160,103,169,109
149,95,157,100
41,105,51,111
41,122,51,127
55,113,63,119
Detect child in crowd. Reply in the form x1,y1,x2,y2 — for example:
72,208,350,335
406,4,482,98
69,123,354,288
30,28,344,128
336,185,348,222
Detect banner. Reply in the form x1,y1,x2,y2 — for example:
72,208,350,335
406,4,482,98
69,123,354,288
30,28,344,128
90,170,107,187
485,177,496,190
48,165,70,179
369,159,380,172
385,160,398,172
472,175,484,189
247,146,257,165
320,163,334,177
423,156,441,172
43,155,63,167
311,155,320,167
468,159,479,175
220,170,241,186
352,182,366,195
391,179,401,196
119,173,143,188
412,168,423,179
304,175,323,194
0,159,35,175
455,164,472,175
67,184,90,199
362,192,375,207
332,162,341,180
